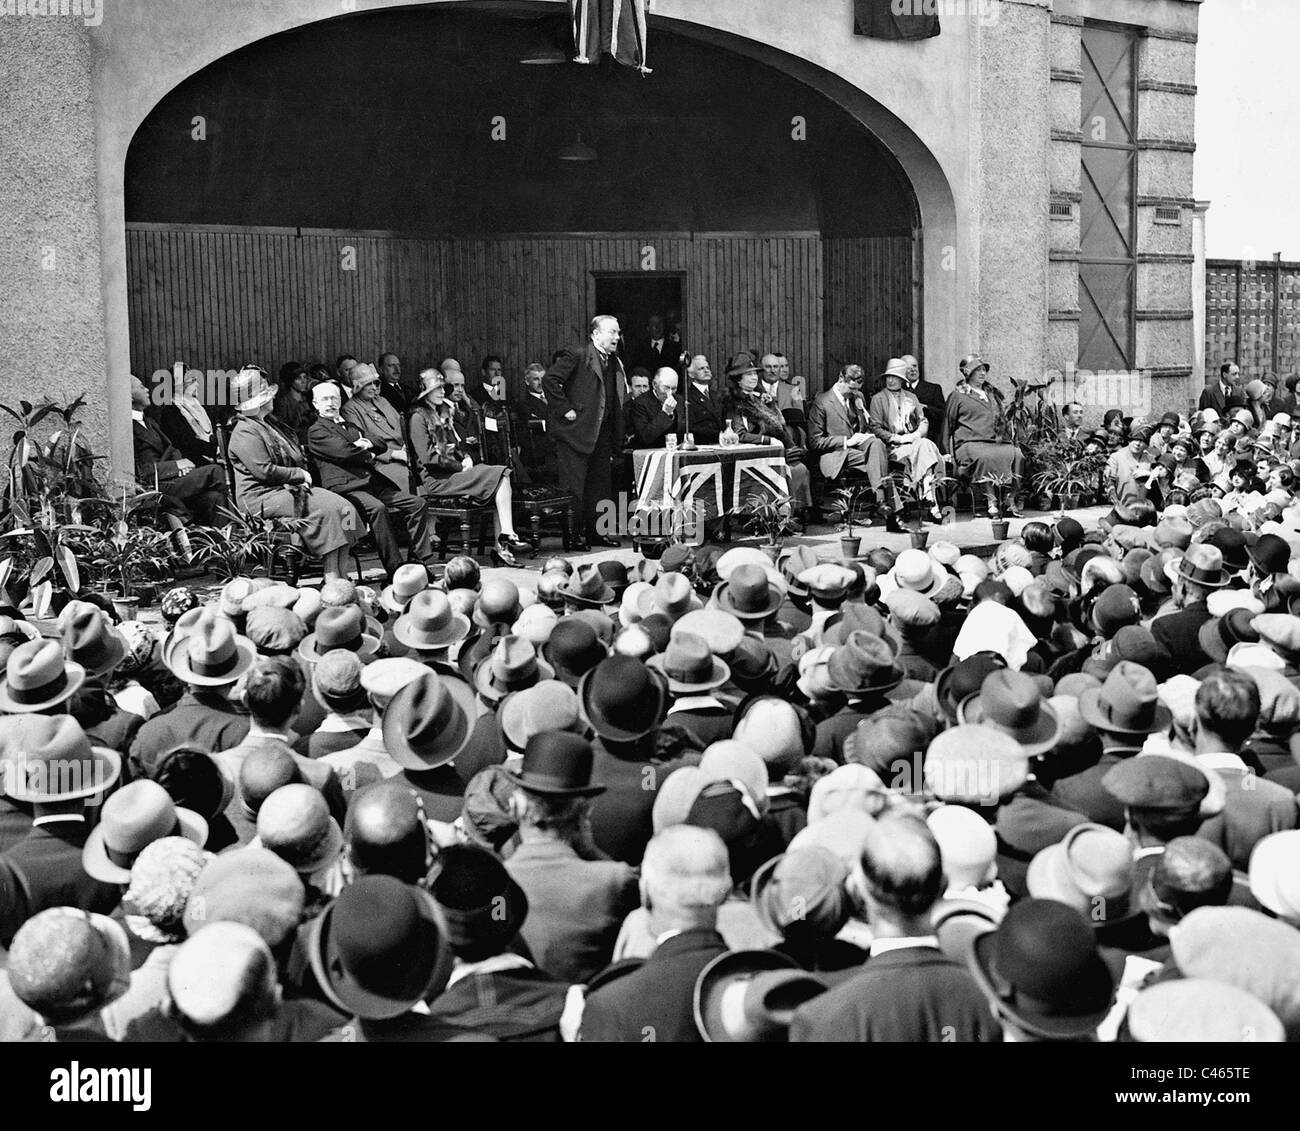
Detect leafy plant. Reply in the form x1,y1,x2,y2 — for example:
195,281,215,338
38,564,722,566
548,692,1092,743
89,522,176,599
889,472,957,531
740,492,798,545
976,472,1016,516
829,481,876,537
190,506,310,580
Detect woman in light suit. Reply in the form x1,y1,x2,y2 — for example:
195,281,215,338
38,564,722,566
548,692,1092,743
869,359,944,523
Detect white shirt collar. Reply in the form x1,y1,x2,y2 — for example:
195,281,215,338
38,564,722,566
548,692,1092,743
33,813,87,827
131,410,144,424
1132,844,1166,860
446,952,533,987
667,695,725,714
869,935,939,957
1195,751,1249,773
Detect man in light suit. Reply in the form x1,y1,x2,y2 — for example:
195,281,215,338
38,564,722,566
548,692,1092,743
543,315,627,549
806,364,896,529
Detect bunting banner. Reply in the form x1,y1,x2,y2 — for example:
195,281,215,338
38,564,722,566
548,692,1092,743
571,0,651,73
853,0,941,41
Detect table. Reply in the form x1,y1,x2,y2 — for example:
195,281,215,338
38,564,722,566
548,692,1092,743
631,443,791,542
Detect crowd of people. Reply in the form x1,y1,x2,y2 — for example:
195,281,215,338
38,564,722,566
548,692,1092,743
2,404,1300,1038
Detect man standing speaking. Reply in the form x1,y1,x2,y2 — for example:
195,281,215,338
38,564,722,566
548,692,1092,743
544,315,626,549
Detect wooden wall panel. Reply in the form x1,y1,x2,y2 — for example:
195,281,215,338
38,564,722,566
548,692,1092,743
125,225,910,401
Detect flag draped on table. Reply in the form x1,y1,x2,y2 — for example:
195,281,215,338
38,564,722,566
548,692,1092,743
570,0,651,73
853,0,941,41
733,453,792,511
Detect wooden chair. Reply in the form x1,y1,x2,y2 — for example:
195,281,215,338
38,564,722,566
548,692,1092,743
425,502,494,562
515,486,574,552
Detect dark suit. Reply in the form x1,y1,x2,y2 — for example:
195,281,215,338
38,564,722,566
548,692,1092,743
519,392,557,483
580,928,728,1042
129,691,251,781
132,414,226,522
426,965,570,1042
157,404,218,464
908,379,947,445
543,343,626,539
681,382,724,445
1049,748,1141,831
1,818,122,947
791,944,1000,1042
627,389,681,449
307,415,436,576
806,389,890,494
505,839,640,983
1196,764,1299,870
1150,601,1214,676
626,338,684,378
589,745,693,866
1198,382,1234,416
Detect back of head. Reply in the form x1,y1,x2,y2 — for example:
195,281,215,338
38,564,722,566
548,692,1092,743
858,813,945,923
167,922,280,1042
641,825,732,926
1194,667,1260,748
732,697,807,780
243,656,305,729
345,780,431,885
8,908,130,1025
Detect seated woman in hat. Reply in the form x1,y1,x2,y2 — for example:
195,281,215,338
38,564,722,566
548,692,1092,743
226,366,362,583
721,356,811,523
1105,426,1167,506
943,355,1025,517
869,359,945,524
406,369,534,568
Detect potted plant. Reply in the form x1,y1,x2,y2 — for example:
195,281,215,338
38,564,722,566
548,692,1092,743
89,521,176,620
889,473,957,550
977,473,1015,541
830,482,873,559
190,506,310,581
740,493,799,561
629,499,690,559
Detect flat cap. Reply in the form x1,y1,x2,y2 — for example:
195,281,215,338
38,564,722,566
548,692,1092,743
1101,754,1208,810
884,588,941,628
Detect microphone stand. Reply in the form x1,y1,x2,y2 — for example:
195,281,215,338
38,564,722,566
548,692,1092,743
680,353,696,452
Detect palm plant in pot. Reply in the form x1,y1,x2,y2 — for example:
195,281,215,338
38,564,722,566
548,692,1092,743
740,492,799,561
830,482,874,559
189,506,311,582
976,473,1016,541
89,521,176,620
889,472,957,550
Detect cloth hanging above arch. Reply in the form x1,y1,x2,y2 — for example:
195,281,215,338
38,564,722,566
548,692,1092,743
853,0,942,41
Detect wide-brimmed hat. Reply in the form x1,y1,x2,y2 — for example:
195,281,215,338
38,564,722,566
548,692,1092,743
714,564,784,622
394,590,471,654
726,357,760,378
1197,607,1261,664
428,844,529,957
473,635,554,703
0,715,122,804
967,899,1116,1040
639,572,704,621
308,875,453,1020
579,655,668,743
1026,823,1139,927
232,366,277,413
298,606,382,664
826,632,903,697
60,603,127,679
505,731,604,798
542,619,608,687
1171,543,1230,589
498,680,582,752
1077,660,1172,736
165,612,257,688
647,632,731,693
559,564,615,608
379,563,430,615
382,670,477,771
884,549,947,598
693,950,826,1042
82,780,207,885
0,639,86,713
958,669,1061,757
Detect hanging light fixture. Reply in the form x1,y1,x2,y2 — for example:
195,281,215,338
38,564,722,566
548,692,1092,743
558,130,597,162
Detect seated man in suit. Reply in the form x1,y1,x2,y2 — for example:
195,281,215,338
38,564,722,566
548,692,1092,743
307,382,438,582
902,354,947,444
627,367,682,449
518,362,558,484
806,364,896,530
763,352,807,422
681,355,725,445
129,375,227,523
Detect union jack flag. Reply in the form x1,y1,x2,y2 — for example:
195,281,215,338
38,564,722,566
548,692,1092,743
733,453,791,511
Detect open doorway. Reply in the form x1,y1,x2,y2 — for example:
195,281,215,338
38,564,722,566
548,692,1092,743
592,272,686,375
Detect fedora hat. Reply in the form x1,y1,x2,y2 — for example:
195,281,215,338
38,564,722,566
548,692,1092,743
1197,607,1261,664
394,590,471,654
505,731,604,797
714,564,784,622
619,581,652,628
726,357,760,378
379,564,430,615
473,635,554,703
60,603,126,679
1173,543,1230,588
166,612,256,687
958,669,1060,757
308,875,453,1020
579,655,668,743
82,780,207,884
383,670,477,771
1026,823,1138,927
0,715,121,804
498,680,582,752
966,899,1116,1040
693,949,826,1042
647,632,731,694
428,844,529,958
1077,660,1172,736
559,564,615,608
826,632,903,697
0,614,40,643
0,639,86,713
640,572,704,622
298,606,381,664
161,606,207,671
542,619,608,687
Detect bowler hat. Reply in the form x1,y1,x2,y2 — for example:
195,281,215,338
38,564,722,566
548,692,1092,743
0,639,86,713
507,731,604,799
1206,528,1250,574
714,565,784,622
82,779,207,884
308,875,453,1020
473,578,522,629
382,671,476,771
394,590,471,654
0,715,121,804
61,604,126,679
473,634,554,703
958,669,1060,756
428,844,529,958
693,949,825,1042
648,632,730,693
1249,532,1292,577
298,606,381,664
967,898,1116,1040
1077,661,1172,736
579,655,667,743
344,780,434,885
1198,607,1261,664
542,619,608,687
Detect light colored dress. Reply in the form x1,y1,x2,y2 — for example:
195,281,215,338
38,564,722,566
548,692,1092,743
869,388,943,491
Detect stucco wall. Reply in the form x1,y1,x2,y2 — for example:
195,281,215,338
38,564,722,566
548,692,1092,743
0,12,113,478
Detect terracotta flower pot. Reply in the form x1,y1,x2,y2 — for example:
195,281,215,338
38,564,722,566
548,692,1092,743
909,530,930,550
990,519,1010,541
840,536,862,560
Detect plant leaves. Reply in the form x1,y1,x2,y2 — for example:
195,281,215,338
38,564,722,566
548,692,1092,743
28,556,53,587
27,580,53,619
54,544,79,594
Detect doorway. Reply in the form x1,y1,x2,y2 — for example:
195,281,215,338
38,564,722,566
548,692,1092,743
592,271,686,372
